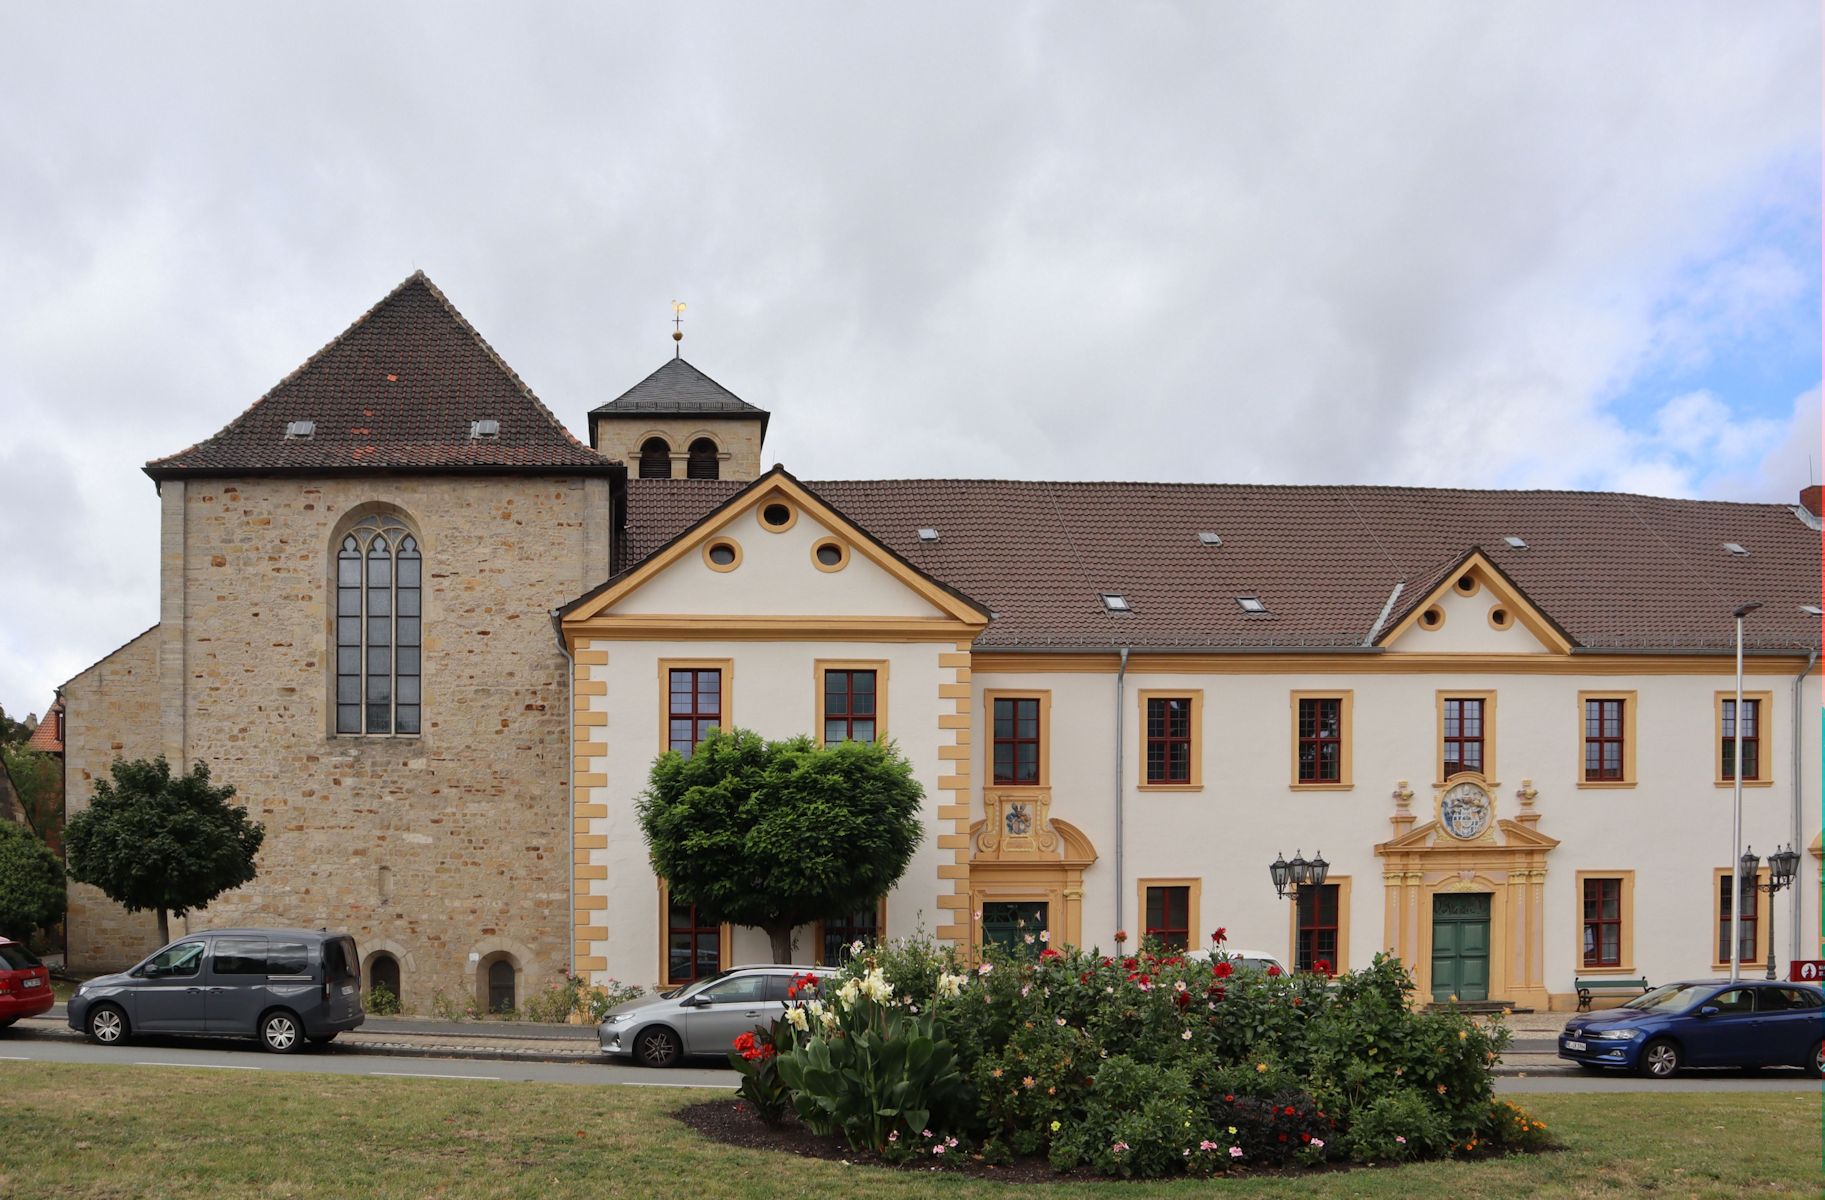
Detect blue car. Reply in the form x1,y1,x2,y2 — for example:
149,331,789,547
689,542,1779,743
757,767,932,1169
1558,979,1825,1078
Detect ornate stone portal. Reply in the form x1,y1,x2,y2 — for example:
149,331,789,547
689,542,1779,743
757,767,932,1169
968,789,1098,951
1375,775,1557,1009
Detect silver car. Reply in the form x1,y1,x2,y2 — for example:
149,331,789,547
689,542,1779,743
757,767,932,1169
599,964,834,1067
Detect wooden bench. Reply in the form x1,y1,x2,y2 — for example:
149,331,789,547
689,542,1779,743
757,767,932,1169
1575,977,1649,1011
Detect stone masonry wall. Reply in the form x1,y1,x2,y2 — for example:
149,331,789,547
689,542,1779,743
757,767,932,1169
128,472,612,1013
63,627,165,969
591,416,764,482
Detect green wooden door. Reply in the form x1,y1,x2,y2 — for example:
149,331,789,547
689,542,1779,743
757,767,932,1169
981,902,1049,954
1430,893,1491,1003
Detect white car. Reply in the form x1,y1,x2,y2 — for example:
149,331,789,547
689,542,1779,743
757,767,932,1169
1185,947,1287,973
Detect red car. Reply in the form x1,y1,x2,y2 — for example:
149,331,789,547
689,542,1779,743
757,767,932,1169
0,937,55,1026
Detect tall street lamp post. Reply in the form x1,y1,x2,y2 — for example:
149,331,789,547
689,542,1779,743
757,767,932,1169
1268,849,1329,971
1728,601,1761,983
1739,845,1802,980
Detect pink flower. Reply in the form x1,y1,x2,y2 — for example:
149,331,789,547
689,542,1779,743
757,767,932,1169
1199,1140,1219,1151
977,963,993,976
932,1145,946,1155
1111,1141,1130,1154
1229,1146,1243,1159
1310,1138,1325,1150
1395,1136,1407,1145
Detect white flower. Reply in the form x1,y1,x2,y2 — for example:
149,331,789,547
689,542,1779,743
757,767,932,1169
858,967,894,1004
785,1005,809,1032
837,978,861,1007
978,962,994,976
1039,930,1050,943
936,972,967,998
1181,1029,1193,1040
1024,934,1036,945
851,939,865,954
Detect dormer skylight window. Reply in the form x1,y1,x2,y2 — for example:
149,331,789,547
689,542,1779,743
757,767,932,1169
1237,596,1268,614
1504,535,1528,548
1198,531,1222,546
470,419,500,439
284,420,315,440
1101,593,1132,613
1722,542,1748,556
1801,605,1824,617
917,527,940,542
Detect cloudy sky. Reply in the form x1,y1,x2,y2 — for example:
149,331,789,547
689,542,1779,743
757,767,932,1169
0,3,1818,720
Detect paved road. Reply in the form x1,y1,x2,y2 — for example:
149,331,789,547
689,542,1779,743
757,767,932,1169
4,1031,1816,1093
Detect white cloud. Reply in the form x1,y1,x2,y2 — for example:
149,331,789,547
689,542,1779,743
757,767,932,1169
0,2,1817,715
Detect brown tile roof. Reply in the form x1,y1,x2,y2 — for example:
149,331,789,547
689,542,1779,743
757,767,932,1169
23,698,62,754
621,477,1823,654
146,273,617,478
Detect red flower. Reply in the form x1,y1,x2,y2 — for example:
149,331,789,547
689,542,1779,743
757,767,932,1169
1283,1106,1297,1116
1210,927,1228,945
1313,958,1334,977
1223,1094,1235,1103
1040,947,1062,960
1266,965,1282,977
1122,957,1138,971
1113,930,1129,944
1300,1132,1311,1143
1212,961,1233,979
1173,991,1191,1009
733,1031,757,1053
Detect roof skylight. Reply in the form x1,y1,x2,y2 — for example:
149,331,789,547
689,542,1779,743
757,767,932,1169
1801,605,1824,617
1237,596,1268,614
1101,593,1132,612
470,419,501,439
1198,531,1222,546
1722,542,1749,556
283,420,315,439
1503,535,1528,548
917,527,940,542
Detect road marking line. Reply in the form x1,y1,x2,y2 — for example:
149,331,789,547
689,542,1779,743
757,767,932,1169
0,1055,30,1061
134,1061,261,1070
369,1070,497,1080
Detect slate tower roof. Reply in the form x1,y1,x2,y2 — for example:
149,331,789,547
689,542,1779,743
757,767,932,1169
587,357,770,447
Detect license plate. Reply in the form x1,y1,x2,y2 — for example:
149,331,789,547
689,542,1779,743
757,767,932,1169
1564,1039,1586,1052
21,977,42,988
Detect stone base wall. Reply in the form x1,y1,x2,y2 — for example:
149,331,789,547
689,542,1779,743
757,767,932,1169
63,627,165,971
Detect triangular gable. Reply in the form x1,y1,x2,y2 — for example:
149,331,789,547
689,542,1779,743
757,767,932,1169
561,466,991,629
1376,548,1575,654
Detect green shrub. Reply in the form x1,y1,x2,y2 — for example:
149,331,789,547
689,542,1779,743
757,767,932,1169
365,981,402,1016
515,973,648,1024
0,822,65,941
1481,1098,1553,1153
429,989,476,1022
1342,1087,1448,1162
1048,1056,1198,1177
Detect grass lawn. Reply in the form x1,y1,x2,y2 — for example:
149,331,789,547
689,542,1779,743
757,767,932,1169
1,1063,1818,1199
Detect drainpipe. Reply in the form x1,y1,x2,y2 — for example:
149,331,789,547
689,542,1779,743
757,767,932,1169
1791,649,1817,964
551,610,576,978
1114,647,1130,938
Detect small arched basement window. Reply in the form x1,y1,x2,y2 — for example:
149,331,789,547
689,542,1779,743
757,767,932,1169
639,437,673,479
687,437,720,480
367,952,401,1002
487,958,517,1013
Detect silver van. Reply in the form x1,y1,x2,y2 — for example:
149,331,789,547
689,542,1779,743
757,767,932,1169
68,928,365,1053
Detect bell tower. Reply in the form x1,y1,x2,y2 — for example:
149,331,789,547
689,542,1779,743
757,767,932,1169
589,308,769,481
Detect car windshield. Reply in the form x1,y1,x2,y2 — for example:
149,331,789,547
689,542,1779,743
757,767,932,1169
0,943,41,970
1622,983,1712,1014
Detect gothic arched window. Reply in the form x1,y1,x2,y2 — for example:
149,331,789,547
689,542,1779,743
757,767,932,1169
335,513,421,735
687,437,720,480
639,437,673,479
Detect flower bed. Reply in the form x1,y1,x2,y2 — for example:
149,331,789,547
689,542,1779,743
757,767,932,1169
720,932,1552,1179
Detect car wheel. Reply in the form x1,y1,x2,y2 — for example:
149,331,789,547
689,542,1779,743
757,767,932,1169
1807,1040,1824,1079
87,1003,129,1046
259,1009,304,1054
633,1025,681,1068
1638,1038,1680,1079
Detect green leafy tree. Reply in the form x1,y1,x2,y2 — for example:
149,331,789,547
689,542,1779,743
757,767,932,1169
64,757,265,945
0,822,66,942
1,746,65,850
638,728,924,963
0,705,33,746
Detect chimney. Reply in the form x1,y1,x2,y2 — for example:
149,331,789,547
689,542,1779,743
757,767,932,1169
1801,485,1822,518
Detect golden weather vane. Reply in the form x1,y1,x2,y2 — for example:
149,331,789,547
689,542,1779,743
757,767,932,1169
672,301,686,357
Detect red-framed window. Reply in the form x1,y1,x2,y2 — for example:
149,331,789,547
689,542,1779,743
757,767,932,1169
1583,698,1626,782
823,669,878,746
1442,697,1485,777
1582,877,1622,967
818,906,880,965
1145,697,1193,784
1296,698,1343,783
1716,874,1759,964
1720,698,1761,781
1295,883,1339,972
668,668,722,757
1143,885,1190,951
666,897,721,986
993,697,1041,784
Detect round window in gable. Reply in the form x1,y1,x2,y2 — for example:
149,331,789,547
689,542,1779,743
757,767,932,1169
811,537,849,572
1488,606,1511,630
1421,605,1446,630
760,501,798,532
703,539,742,572
1454,573,1479,596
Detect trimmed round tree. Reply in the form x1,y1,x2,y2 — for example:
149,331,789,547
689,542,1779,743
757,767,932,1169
64,756,264,946
0,822,66,942
637,728,924,964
